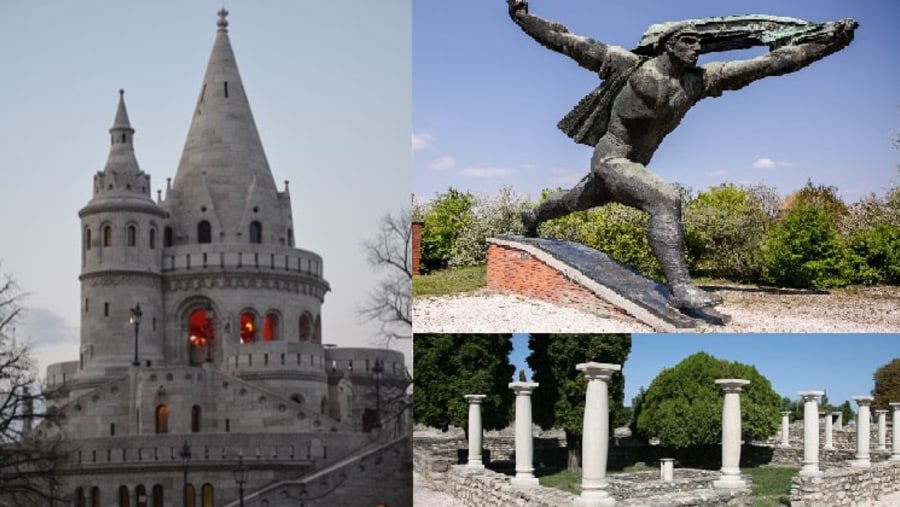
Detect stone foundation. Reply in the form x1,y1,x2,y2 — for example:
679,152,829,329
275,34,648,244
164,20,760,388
790,461,900,506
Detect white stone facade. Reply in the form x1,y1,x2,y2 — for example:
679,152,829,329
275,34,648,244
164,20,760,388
39,9,410,507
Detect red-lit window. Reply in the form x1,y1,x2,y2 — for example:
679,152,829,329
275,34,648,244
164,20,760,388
240,312,256,343
187,308,214,365
263,313,278,341
155,405,168,434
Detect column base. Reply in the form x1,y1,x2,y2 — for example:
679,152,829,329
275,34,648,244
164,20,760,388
713,475,747,490
824,445,835,450
890,455,900,461
511,475,540,488
465,462,485,470
574,490,616,507
798,465,822,478
850,458,871,468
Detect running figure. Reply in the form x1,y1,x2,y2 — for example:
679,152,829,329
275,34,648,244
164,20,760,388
507,0,857,309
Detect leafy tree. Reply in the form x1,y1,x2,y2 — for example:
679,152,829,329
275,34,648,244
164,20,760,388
527,333,631,471
782,181,849,224
634,352,781,449
449,186,533,268
412,334,514,433
0,271,68,506
420,188,475,272
872,358,900,412
359,208,412,342
839,400,855,425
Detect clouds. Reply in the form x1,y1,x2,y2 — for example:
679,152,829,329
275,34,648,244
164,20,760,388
458,167,514,178
752,157,794,170
427,155,456,171
415,130,517,179
411,131,433,151
22,307,78,347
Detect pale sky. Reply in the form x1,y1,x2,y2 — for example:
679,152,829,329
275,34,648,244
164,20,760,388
414,0,899,203
0,1,412,377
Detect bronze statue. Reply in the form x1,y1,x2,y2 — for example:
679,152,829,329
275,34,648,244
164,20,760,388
507,0,857,309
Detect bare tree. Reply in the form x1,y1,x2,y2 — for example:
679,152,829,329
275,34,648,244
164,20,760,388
359,208,412,343
0,272,68,507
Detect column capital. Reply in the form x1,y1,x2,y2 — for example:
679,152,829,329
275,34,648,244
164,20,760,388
509,381,539,395
781,411,792,416
798,390,824,401
890,402,900,410
715,378,750,393
874,409,888,415
832,411,844,415
576,362,621,381
853,396,874,406
464,394,487,404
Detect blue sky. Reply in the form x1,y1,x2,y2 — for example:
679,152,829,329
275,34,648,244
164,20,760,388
0,1,411,375
509,334,900,408
414,0,899,204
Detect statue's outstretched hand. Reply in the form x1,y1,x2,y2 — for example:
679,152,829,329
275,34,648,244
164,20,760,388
833,18,858,43
507,0,528,16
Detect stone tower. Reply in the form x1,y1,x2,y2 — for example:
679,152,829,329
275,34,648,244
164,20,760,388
77,89,166,390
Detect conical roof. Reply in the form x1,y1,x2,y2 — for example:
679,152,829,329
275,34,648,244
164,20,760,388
164,9,292,244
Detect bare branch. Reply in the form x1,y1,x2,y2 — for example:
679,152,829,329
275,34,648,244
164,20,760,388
359,208,412,344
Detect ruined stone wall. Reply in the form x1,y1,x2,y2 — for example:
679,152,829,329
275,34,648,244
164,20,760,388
790,461,900,507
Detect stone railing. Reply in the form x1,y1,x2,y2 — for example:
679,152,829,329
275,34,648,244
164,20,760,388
791,460,900,506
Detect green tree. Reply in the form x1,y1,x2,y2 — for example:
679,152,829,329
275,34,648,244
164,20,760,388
527,334,631,471
420,188,475,272
872,358,900,412
449,186,533,268
412,334,515,433
839,400,855,425
634,352,781,449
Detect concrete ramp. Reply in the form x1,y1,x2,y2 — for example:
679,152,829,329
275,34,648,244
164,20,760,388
486,236,727,331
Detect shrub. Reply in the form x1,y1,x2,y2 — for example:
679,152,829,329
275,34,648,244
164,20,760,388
849,222,900,285
419,188,474,273
448,186,533,268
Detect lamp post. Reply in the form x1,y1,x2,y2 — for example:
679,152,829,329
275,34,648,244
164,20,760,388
204,302,215,363
372,358,384,429
233,456,249,507
130,304,143,366
179,441,191,507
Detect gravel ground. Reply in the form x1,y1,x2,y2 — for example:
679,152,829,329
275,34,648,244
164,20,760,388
413,285,900,333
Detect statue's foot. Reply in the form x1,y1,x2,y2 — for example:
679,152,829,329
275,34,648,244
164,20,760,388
521,209,539,237
669,284,723,309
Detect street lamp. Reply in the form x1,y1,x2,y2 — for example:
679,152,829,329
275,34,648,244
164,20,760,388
130,304,143,366
179,441,191,507
233,456,249,507
204,301,215,363
372,358,384,429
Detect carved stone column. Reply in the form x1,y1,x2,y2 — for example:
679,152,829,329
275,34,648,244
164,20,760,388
891,402,900,461
509,381,539,487
824,411,835,450
713,379,750,490
876,409,888,451
852,396,873,468
780,411,791,447
464,394,487,469
798,391,824,477
574,362,620,507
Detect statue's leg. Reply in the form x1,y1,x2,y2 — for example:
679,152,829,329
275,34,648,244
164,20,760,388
594,155,722,309
521,173,609,237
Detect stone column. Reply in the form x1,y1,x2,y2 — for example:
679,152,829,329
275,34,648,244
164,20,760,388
891,403,900,461
660,458,675,482
832,411,843,431
713,379,750,490
574,362,620,507
824,410,835,450
876,409,888,451
464,394,487,469
780,411,791,447
798,391,824,477
852,396,873,468
509,381,539,487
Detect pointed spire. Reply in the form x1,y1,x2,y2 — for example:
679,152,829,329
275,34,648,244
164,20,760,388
217,8,229,31
111,89,134,132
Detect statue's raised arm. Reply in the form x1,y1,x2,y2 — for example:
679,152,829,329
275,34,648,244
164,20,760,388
700,17,857,97
507,0,638,78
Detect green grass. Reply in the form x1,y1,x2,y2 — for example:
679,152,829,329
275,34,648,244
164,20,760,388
536,465,797,505
412,265,486,296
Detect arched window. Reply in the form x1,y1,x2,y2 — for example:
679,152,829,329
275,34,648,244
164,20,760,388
91,486,101,507
103,225,112,247
184,484,196,507
85,227,92,251
152,485,163,507
299,313,312,342
155,405,168,434
127,225,136,246
249,221,262,243
136,485,147,507
287,228,294,247
149,228,156,249
118,485,130,507
187,308,214,365
239,312,256,343
197,221,211,244
201,484,214,507
75,487,86,507
263,313,279,341
191,405,201,433
164,227,173,247
313,315,322,343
